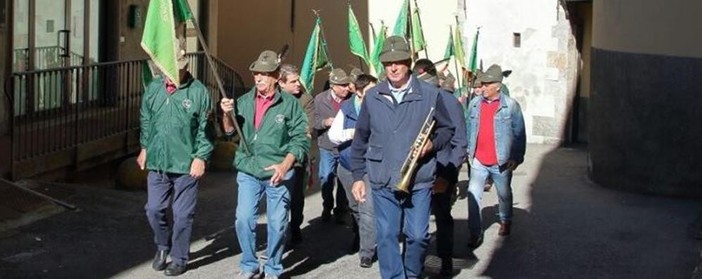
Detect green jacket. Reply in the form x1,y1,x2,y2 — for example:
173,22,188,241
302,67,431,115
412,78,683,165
234,88,310,179
140,76,214,174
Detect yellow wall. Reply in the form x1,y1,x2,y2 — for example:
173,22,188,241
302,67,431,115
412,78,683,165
212,0,368,92
593,0,702,58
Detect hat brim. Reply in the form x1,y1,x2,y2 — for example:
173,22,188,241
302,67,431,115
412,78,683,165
330,77,352,85
249,62,279,73
379,51,411,63
480,74,503,83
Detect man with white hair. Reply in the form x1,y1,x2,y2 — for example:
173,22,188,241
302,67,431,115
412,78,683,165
465,64,526,249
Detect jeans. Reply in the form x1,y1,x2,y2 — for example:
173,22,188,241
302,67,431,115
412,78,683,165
467,157,514,236
145,171,199,266
337,166,376,260
234,170,294,277
318,148,348,214
373,186,432,279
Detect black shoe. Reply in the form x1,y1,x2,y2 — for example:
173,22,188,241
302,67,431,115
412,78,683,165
289,228,303,246
468,233,484,249
151,250,168,271
164,262,187,276
321,209,332,223
334,211,347,224
360,257,372,268
440,257,453,276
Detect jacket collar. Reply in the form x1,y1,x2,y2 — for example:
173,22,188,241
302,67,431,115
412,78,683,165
245,87,283,105
374,74,425,105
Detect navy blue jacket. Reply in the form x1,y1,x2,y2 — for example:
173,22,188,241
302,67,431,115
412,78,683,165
349,76,455,190
337,97,359,170
436,91,467,183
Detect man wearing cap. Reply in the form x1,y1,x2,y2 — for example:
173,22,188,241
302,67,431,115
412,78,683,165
349,36,456,279
413,58,439,87
220,50,309,279
277,63,314,246
465,64,526,249
328,73,379,268
138,43,213,276
314,68,352,223
348,67,364,94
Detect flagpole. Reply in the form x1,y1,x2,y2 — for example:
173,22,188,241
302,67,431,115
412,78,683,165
406,0,415,63
183,1,250,155
357,58,366,72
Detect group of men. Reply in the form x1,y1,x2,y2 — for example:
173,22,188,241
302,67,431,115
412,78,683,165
137,35,526,279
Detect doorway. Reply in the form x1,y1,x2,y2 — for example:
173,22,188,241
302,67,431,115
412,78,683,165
11,0,100,114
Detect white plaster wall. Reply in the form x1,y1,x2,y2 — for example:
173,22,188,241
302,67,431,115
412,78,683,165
460,0,579,143
367,0,460,68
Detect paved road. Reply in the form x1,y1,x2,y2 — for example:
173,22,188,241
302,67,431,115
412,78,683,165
0,144,700,278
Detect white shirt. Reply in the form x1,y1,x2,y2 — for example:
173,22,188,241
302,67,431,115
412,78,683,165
328,110,355,146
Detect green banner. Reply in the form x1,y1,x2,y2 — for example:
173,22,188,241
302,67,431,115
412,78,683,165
348,5,369,66
140,0,191,86
300,17,330,94
369,24,387,76
392,0,408,37
411,8,425,52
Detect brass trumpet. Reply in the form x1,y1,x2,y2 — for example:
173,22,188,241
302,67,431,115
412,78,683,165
396,108,435,193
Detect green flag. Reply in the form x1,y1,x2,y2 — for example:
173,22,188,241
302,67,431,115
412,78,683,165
454,22,466,68
300,17,330,94
392,0,409,37
443,27,454,60
411,7,426,52
468,29,480,72
348,4,369,66
173,0,193,22
369,23,387,76
141,0,192,86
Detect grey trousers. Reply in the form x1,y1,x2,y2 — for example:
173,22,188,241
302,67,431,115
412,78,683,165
337,165,376,260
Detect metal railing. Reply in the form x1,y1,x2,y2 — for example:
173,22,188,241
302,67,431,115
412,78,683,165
13,46,85,72
6,52,244,178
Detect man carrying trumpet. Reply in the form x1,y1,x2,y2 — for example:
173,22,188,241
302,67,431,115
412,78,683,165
349,36,456,279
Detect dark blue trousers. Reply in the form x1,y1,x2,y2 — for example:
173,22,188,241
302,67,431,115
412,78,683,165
373,186,432,279
145,171,198,265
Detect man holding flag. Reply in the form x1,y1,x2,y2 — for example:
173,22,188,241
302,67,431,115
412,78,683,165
139,0,213,276
221,50,309,279
139,39,213,276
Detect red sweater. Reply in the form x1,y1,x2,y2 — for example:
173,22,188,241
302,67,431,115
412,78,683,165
475,99,500,165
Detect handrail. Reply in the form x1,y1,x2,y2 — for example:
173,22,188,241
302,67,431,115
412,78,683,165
8,52,243,172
